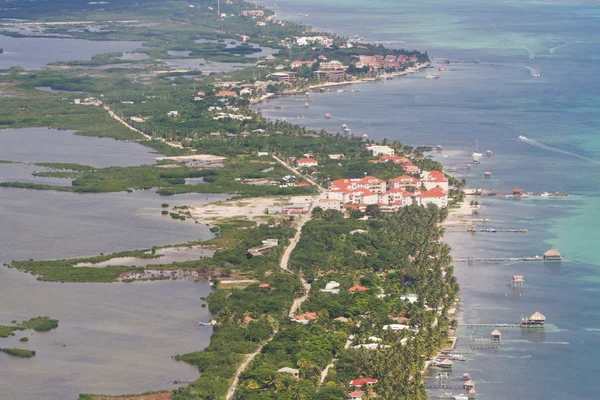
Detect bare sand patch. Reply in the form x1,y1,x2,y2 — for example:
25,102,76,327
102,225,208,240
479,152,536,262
90,393,172,400
189,196,312,224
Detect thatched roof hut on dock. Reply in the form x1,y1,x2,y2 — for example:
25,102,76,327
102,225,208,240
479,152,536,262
522,311,546,327
543,249,562,261
490,329,502,340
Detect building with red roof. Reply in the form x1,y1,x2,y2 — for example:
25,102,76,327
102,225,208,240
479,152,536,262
349,286,369,292
349,378,378,386
413,187,448,208
421,170,449,191
258,283,271,289
296,158,318,168
389,175,420,190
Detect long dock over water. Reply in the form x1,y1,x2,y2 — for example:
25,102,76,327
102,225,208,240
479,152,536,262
458,323,521,328
454,256,542,263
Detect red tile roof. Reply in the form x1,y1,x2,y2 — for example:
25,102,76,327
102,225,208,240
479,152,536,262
351,188,376,196
259,283,270,288
349,378,378,386
295,312,318,320
296,157,318,164
424,171,448,182
415,187,447,198
389,175,419,183
348,286,369,292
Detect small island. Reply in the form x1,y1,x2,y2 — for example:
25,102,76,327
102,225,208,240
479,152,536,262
0,348,36,358
0,316,59,338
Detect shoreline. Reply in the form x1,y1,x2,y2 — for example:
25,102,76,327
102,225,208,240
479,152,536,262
251,63,430,105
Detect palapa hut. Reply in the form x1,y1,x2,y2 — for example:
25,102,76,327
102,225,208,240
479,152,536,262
464,380,475,390
512,275,524,286
439,358,453,368
521,311,546,327
467,388,477,399
490,329,502,341
543,249,562,261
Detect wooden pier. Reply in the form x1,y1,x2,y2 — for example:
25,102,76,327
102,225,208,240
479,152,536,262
445,227,528,233
426,384,467,389
458,323,520,328
454,256,542,263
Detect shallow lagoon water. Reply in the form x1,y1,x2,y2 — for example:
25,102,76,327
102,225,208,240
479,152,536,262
0,126,227,399
0,34,143,70
0,127,159,168
0,187,227,400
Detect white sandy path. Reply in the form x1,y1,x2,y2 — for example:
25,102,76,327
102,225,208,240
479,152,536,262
225,156,324,399
103,105,184,148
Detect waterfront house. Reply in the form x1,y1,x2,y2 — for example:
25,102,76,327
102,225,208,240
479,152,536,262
413,187,448,208
521,311,546,327
277,367,300,378
268,72,297,83
490,329,502,340
543,249,562,261
512,275,524,286
349,378,377,387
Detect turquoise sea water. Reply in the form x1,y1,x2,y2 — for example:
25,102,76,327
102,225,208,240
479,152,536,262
255,0,600,398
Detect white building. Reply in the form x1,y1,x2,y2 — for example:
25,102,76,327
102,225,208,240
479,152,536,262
366,145,395,156
295,36,333,47
421,171,449,191
318,199,344,211
413,187,448,208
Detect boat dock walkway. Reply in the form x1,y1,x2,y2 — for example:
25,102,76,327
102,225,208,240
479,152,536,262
425,384,468,389
445,227,527,233
459,323,521,328
454,256,542,263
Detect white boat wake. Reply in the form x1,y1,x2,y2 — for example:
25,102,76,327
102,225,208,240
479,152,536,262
522,66,541,77
519,136,600,165
549,43,568,54
522,45,536,60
